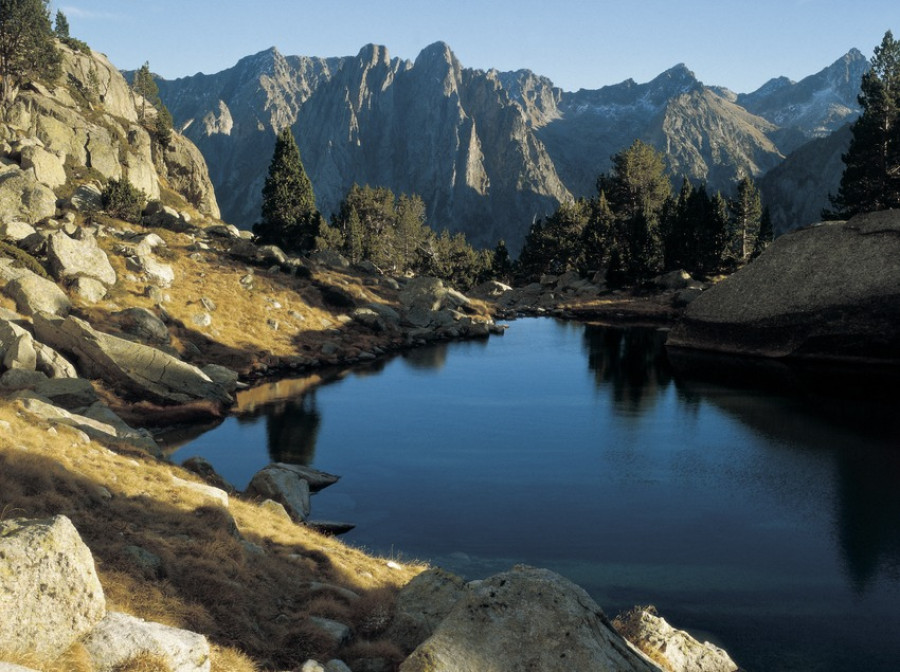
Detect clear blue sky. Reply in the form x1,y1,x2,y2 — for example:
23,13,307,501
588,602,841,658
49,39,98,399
57,0,898,93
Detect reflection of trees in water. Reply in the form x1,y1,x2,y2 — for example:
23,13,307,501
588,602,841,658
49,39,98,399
835,448,900,592
582,325,673,409
265,392,322,466
669,347,900,592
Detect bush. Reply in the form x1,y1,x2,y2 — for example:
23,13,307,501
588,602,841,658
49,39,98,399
102,178,146,224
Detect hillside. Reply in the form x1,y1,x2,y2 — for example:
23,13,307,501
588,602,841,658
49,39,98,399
156,43,868,252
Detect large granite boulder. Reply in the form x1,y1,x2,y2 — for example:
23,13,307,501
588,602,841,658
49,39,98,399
386,568,468,653
399,566,659,672
33,313,232,406
0,516,106,659
667,211,900,361
613,606,739,672
19,144,66,189
82,611,210,672
46,231,117,287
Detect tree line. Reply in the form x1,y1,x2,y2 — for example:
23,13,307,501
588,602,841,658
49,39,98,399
517,140,773,285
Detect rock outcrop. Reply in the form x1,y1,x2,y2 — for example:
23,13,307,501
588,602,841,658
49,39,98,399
667,211,900,361
33,313,232,406
0,42,219,220
399,565,659,672
0,516,106,659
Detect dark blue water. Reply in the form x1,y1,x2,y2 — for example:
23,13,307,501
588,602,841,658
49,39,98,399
171,318,900,672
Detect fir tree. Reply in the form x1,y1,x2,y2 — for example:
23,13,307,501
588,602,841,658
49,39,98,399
53,8,68,37
253,127,320,253
828,30,900,217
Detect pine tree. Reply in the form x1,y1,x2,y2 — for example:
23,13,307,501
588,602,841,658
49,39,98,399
0,0,60,106
599,140,671,283
132,61,158,122
53,8,68,37
731,175,762,261
828,30,900,218
254,127,320,253
753,206,774,257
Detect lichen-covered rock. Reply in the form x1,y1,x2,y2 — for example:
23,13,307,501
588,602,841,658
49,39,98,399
667,212,900,361
613,606,739,672
82,611,210,672
399,566,659,672
0,516,106,659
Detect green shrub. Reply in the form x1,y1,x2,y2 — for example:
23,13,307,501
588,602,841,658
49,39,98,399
102,178,146,224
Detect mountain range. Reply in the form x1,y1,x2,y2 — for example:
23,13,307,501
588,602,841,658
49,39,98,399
155,43,868,253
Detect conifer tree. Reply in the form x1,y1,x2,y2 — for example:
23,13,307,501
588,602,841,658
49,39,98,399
731,175,762,261
828,30,900,217
0,0,60,106
254,127,320,253
132,61,158,122
53,8,68,37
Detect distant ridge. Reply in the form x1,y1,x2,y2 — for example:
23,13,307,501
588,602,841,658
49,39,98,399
156,43,869,251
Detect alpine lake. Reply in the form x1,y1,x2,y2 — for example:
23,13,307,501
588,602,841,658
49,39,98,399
168,317,900,672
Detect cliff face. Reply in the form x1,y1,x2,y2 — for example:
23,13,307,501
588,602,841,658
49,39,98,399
0,41,219,219
157,43,868,252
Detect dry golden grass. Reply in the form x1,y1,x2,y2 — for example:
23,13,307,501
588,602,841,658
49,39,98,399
0,400,425,672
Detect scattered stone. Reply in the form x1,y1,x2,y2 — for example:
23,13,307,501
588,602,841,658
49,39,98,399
0,368,48,390
181,456,236,493
307,520,356,536
126,253,175,288
653,269,692,290
20,145,66,189
309,617,351,647
310,249,350,269
200,364,240,394
34,377,99,409
259,498,292,522
69,183,103,212
82,611,211,672
200,296,217,312
0,515,106,659
0,219,37,242
0,164,57,223
613,605,740,672
142,200,193,232
70,275,108,303
191,312,212,328
115,306,170,343
124,545,164,578
171,475,230,508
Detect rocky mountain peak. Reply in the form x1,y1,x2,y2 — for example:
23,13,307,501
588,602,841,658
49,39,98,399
356,43,393,68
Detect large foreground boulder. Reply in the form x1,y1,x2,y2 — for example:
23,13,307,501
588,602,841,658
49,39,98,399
32,313,232,406
0,516,106,659
399,566,659,672
667,211,900,361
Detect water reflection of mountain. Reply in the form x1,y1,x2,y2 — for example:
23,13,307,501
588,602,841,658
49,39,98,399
668,347,900,591
582,325,674,409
